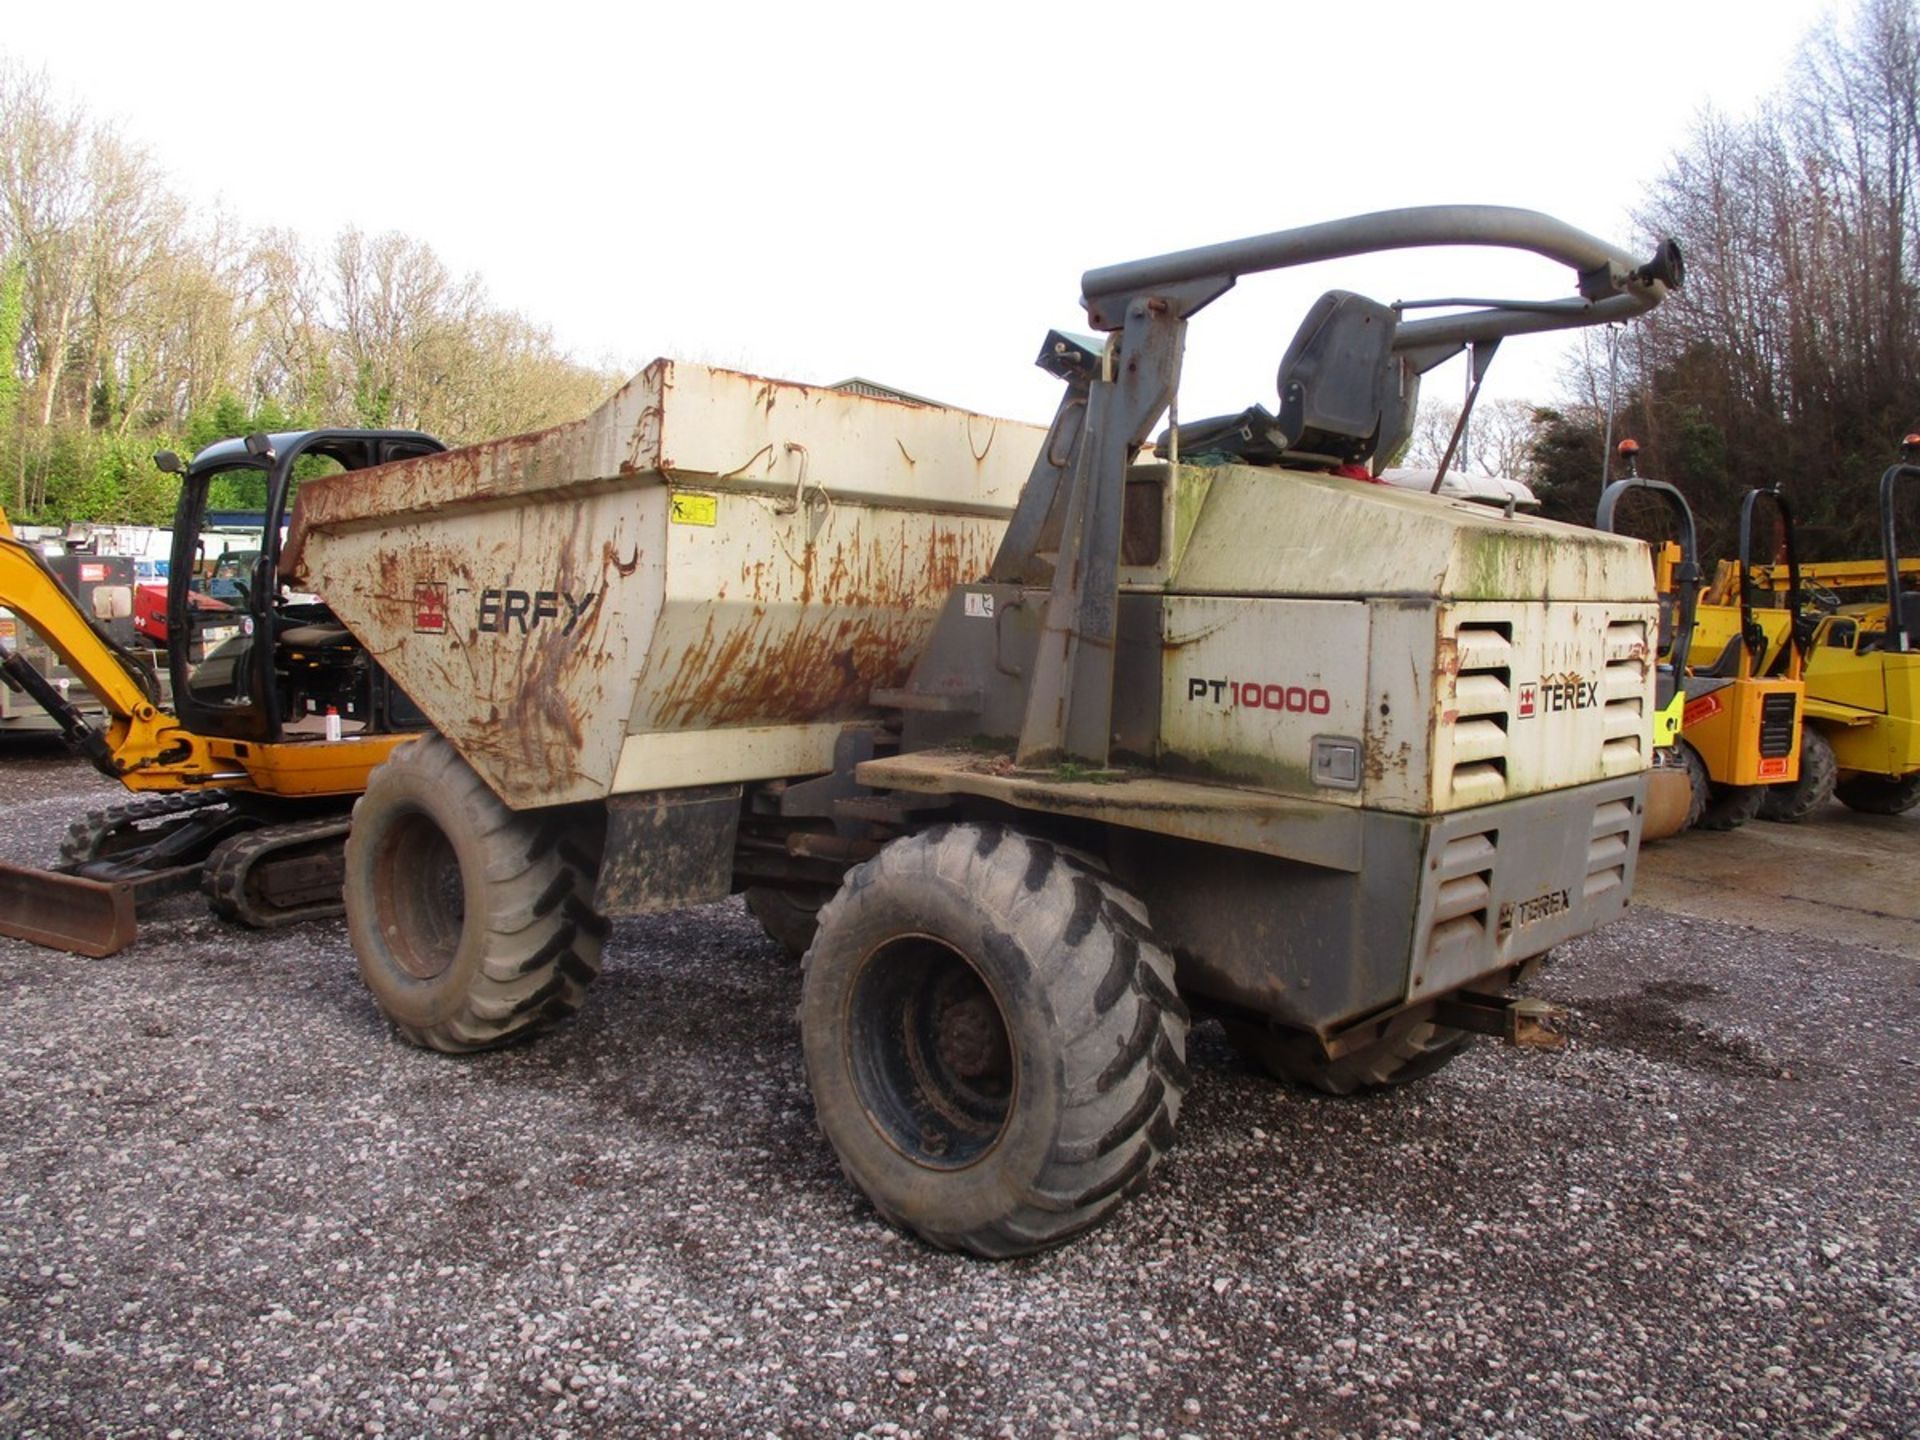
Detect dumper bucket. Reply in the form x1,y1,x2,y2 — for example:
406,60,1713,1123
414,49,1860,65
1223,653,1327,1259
0,861,138,957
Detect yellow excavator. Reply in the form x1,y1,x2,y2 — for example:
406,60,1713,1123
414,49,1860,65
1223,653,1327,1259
1701,436,1920,817
0,429,441,954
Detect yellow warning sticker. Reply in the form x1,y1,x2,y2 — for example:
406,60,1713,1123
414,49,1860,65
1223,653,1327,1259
669,492,718,527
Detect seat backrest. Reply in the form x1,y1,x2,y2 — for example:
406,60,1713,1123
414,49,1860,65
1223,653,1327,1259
1699,633,1745,678
1897,591,1920,649
1272,290,1399,467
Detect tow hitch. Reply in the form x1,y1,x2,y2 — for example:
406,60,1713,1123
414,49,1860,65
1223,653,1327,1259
1435,991,1569,1049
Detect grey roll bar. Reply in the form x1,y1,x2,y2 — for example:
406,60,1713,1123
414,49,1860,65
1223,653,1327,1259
1081,205,1683,349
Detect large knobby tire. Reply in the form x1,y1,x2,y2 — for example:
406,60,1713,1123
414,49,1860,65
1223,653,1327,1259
1683,740,1763,831
1699,781,1765,831
743,886,828,961
1225,1011,1470,1096
1834,771,1920,815
1759,725,1837,823
345,736,608,1053
800,824,1189,1258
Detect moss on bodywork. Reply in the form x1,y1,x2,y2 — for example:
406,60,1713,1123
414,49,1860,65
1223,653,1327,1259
1050,761,1127,784
1458,530,1534,602
1154,744,1329,799
1165,465,1215,582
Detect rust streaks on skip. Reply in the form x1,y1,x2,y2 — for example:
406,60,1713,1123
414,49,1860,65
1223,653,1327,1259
648,523,995,731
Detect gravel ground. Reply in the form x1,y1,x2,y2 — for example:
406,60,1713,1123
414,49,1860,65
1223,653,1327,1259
0,739,1915,1438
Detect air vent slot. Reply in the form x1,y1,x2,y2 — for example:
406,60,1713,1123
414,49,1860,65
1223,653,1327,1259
1600,618,1651,770
1448,621,1512,804
1419,828,1498,988
1758,692,1798,758
1604,619,1650,661
1584,797,1635,900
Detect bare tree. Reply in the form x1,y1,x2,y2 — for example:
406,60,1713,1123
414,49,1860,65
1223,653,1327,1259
1404,397,1540,479
0,64,616,519
1546,0,1920,557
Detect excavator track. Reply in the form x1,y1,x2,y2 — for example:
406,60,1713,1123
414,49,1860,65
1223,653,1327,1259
58,791,230,868
203,816,353,928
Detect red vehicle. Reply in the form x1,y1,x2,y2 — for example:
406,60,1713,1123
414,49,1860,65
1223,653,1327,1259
134,574,237,647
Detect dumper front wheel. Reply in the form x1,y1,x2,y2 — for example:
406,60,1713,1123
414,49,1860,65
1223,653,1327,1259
801,824,1189,1258
1759,725,1836,822
345,736,608,1054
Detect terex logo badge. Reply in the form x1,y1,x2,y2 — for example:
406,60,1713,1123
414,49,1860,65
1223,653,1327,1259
1498,887,1572,936
1516,673,1598,718
413,581,448,635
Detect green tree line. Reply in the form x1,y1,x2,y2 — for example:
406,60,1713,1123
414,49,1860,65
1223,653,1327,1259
1527,0,1920,563
0,62,617,526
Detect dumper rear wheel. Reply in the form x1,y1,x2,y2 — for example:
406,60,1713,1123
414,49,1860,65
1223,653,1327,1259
1225,1012,1469,1095
1678,743,1710,832
744,886,827,960
1834,770,1920,815
801,824,1189,1258
1698,781,1765,831
346,736,608,1054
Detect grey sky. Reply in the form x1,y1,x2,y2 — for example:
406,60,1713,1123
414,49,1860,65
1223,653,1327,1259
8,0,1830,427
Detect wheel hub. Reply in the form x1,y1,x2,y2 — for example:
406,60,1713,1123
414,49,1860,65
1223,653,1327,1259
846,934,1015,1170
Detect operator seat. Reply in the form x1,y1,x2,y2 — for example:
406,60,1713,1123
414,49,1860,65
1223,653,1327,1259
1155,290,1407,470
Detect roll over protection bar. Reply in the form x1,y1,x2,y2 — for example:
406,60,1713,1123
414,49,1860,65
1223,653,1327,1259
1881,462,1920,653
1596,478,1701,680
1737,488,1804,672
1079,205,1684,353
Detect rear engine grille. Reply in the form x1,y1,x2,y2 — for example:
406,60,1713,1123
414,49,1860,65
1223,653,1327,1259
1449,622,1511,805
1601,619,1650,770
1759,692,1798,758
1420,828,1497,987
1584,797,1635,903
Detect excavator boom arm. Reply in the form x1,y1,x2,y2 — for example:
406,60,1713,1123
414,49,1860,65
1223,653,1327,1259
0,534,208,777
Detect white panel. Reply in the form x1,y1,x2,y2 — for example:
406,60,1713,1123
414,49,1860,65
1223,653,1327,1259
612,723,848,793
1159,597,1370,801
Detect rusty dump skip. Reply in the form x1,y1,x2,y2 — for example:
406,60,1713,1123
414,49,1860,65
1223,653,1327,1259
288,362,1045,808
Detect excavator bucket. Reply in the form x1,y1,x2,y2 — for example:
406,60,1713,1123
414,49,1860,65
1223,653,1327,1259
0,861,139,957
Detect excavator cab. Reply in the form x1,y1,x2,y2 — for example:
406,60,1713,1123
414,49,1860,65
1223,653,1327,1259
160,430,443,744
0,429,445,957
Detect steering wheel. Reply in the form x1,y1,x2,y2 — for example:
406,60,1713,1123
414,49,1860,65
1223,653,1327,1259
1804,580,1844,613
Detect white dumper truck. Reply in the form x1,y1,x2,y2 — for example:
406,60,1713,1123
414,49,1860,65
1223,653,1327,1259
285,207,1681,1256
